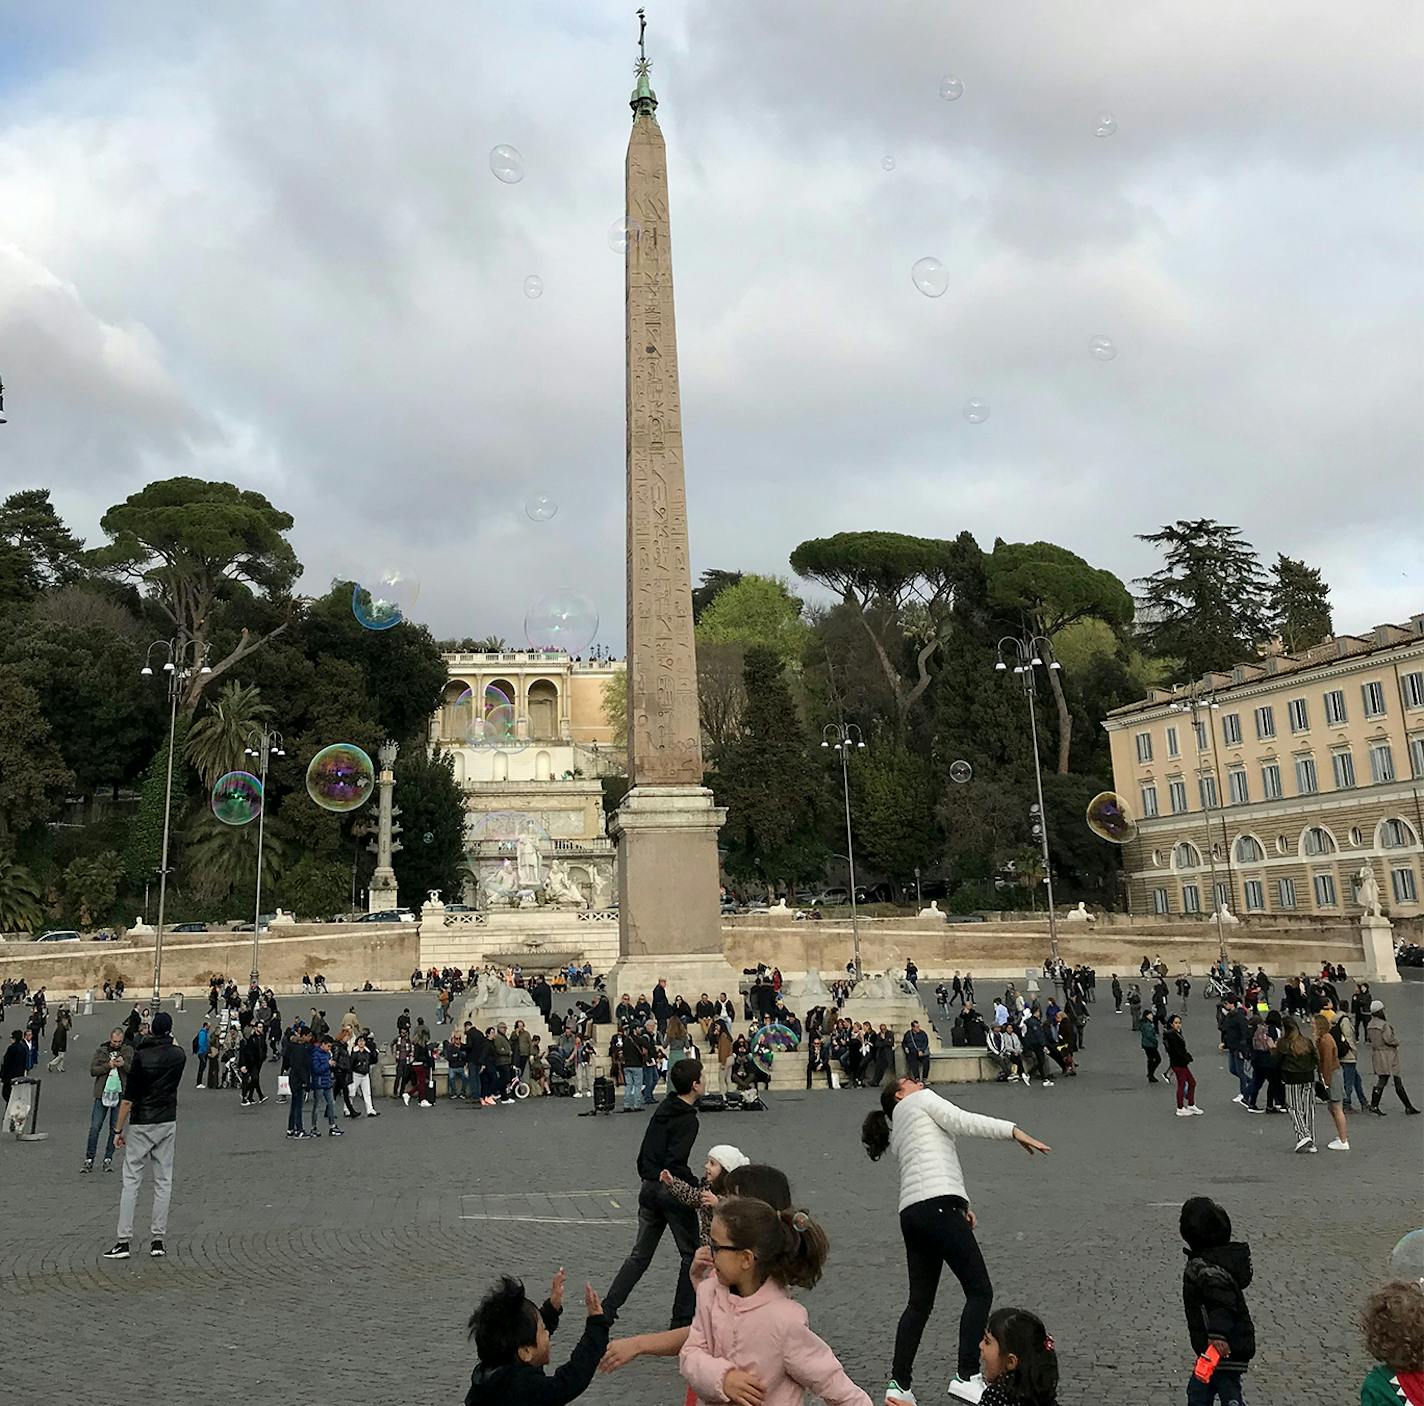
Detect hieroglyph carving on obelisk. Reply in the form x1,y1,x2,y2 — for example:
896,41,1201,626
625,63,704,788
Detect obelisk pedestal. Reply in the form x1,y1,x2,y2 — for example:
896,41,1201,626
607,40,738,1008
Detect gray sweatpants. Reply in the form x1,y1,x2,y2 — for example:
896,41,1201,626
117,1121,177,1240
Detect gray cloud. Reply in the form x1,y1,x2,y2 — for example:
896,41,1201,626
0,0,1418,648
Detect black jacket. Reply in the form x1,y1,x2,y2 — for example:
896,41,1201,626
464,1300,609,1406
651,986,672,1017
1183,1242,1256,1371
1,1040,27,1084
636,1093,699,1184
1163,1028,1192,1066
286,1039,313,1086
1219,1009,1251,1054
122,1034,187,1124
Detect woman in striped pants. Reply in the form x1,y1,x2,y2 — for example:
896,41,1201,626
1277,1017,1320,1153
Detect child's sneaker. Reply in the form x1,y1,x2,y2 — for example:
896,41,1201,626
884,1381,917,1405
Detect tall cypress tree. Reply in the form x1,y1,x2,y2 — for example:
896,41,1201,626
1136,520,1270,679
1268,554,1333,652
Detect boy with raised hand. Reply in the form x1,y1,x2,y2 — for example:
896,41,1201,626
464,1266,607,1405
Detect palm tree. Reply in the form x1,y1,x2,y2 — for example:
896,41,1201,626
182,808,289,906
0,852,44,932
471,635,509,651
184,681,272,787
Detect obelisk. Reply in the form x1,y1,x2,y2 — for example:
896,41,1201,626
608,16,734,1003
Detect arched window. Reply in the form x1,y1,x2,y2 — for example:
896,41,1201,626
1302,826,1337,857
527,680,559,740
1174,841,1201,870
1233,835,1265,864
1379,817,1419,850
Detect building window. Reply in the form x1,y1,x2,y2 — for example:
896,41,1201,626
1362,680,1387,718
1392,868,1419,904
1380,818,1418,849
1287,697,1309,733
1174,841,1199,869
1166,725,1179,758
1412,736,1424,779
1313,872,1338,907
1303,826,1337,857
1295,757,1318,795
1140,784,1159,818
1221,713,1242,746
1254,705,1275,740
1234,835,1264,863
1277,877,1297,909
1214,882,1230,912
1369,742,1395,784
1152,849,1164,867
1324,689,1348,726
1183,884,1201,914
1275,834,1289,855
1227,769,1249,805
1152,887,1170,915
1199,774,1219,809
1261,763,1282,800
1169,780,1188,814
1194,720,1208,751
1135,732,1153,763
1403,671,1424,710
1332,751,1356,789
1349,826,1364,848
1244,879,1265,911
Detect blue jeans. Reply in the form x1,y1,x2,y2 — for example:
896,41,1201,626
1228,1050,1252,1098
288,1085,307,1133
1342,1064,1366,1106
624,1071,644,1109
311,1086,337,1127
642,1065,658,1103
86,1100,118,1163
1187,1369,1245,1404
447,1068,466,1098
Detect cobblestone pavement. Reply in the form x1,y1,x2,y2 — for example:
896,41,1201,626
2,982,1420,1404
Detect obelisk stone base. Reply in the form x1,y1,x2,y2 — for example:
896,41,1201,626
608,784,738,1005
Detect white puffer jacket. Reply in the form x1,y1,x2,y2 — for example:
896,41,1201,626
889,1088,1016,1212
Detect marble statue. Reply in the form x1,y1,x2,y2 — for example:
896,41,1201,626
516,832,543,889
917,900,942,919
590,865,612,911
1215,901,1239,926
485,860,517,907
1356,865,1383,919
544,859,587,909
1064,902,1096,924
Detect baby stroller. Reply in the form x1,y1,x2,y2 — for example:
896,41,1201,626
545,1047,576,1097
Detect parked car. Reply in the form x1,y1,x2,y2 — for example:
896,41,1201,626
444,903,476,913
357,909,417,924
808,888,849,907
33,929,81,942
171,922,208,933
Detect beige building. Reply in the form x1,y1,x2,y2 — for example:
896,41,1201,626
427,650,626,906
1104,617,1424,920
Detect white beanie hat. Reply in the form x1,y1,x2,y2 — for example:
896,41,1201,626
707,1144,750,1174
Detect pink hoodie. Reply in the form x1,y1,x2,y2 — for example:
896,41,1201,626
679,1271,872,1406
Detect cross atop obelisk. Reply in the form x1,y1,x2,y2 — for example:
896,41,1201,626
610,12,733,995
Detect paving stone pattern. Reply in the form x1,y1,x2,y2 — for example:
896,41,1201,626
1,983,1420,1404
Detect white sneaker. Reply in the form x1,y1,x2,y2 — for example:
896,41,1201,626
1041,1079,1054,1087
1189,1105,1204,1115
1327,1138,1350,1151
1231,1094,1245,1105
884,1382,918,1405
1019,1073,1029,1085
419,1100,433,1107
1294,1135,1313,1153
402,1092,410,1105
196,1083,205,1090
947,1375,985,1403
1176,1107,1193,1117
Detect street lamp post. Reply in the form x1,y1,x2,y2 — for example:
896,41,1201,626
821,722,866,979
995,636,1062,964
141,638,210,1006
243,726,285,986
1169,689,1230,961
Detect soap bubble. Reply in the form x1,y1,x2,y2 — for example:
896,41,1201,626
963,398,990,424
882,155,895,171
525,491,558,522
489,144,524,183
525,588,599,654
523,275,543,299
939,75,964,101
211,771,262,827
608,215,643,253
352,571,419,631
1389,1229,1424,1285
751,1023,799,1075
911,257,948,298
1094,112,1117,138
462,682,527,752
950,760,973,785
305,743,375,813
423,832,434,845
1086,791,1137,844
1089,335,1117,361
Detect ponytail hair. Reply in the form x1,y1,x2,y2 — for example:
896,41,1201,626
985,1307,1059,1405
714,1196,828,1290
862,1080,899,1161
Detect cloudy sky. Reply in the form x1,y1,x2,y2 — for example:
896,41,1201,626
1,1,1420,649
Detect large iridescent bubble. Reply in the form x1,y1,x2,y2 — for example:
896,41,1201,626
352,571,420,631
525,589,599,654
459,682,528,752
305,743,375,813
1086,791,1137,843
211,771,263,827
